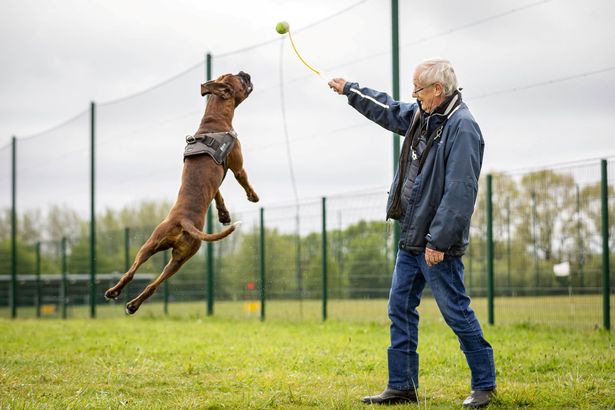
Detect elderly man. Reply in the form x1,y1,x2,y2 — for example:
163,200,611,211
328,59,496,408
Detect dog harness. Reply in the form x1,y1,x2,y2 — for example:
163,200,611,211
183,129,237,172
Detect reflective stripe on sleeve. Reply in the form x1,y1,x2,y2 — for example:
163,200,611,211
349,88,389,109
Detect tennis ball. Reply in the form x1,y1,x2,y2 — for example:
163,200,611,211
275,21,290,35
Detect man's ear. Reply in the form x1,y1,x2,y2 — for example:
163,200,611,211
200,81,234,99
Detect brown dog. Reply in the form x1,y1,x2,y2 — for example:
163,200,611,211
104,71,258,314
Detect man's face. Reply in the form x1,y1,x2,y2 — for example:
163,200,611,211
412,70,443,114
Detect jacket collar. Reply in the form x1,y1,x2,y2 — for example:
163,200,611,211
420,90,462,131
422,90,462,117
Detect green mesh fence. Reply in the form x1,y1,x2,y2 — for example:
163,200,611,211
325,190,393,322
0,1,612,328
0,143,11,316
464,160,615,329
0,111,91,318
211,208,261,319
1,163,613,328
610,159,615,329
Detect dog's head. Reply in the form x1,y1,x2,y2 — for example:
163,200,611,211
200,71,253,106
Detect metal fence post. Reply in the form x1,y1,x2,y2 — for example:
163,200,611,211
61,237,67,319
486,174,494,325
35,241,41,318
601,159,611,331
506,196,511,291
576,184,585,288
391,0,400,260
90,101,96,318
10,136,17,319
259,207,266,321
124,227,130,301
205,52,215,317
206,52,212,83
124,227,130,272
206,208,214,316
163,250,169,315
531,190,539,289
322,197,328,321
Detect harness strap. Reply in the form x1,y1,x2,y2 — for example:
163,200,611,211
183,129,237,175
187,135,221,150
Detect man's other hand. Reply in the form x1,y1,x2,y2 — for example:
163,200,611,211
425,247,444,267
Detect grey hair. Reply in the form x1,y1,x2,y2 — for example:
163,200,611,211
415,58,459,96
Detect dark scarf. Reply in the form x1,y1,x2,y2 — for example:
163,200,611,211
387,91,462,220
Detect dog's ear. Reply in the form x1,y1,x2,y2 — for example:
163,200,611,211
200,81,234,99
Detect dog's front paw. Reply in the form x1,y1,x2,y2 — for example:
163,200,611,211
218,210,231,225
247,192,259,203
125,301,139,315
104,288,120,301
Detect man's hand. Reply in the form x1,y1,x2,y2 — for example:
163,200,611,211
328,78,346,95
425,247,444,267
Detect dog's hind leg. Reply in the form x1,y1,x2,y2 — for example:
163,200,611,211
214,190,231,225
104,236,163,301
125,247,191,314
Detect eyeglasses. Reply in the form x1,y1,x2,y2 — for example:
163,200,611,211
412,83,434,94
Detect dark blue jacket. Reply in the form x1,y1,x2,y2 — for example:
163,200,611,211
343,82,484,256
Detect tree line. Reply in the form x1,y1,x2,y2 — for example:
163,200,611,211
0,169,612,299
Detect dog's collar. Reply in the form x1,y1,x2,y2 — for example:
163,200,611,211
186,129,237,144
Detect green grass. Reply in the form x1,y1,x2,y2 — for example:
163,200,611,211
1,310,613,409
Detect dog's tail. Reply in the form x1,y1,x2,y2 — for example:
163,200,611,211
181,220,241,242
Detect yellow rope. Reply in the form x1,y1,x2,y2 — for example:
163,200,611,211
287,31,320,76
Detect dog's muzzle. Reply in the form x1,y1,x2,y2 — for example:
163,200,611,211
238,71,253,95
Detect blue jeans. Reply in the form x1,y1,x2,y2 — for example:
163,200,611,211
387,248,496,391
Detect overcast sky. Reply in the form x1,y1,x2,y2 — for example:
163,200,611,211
1,0,614,219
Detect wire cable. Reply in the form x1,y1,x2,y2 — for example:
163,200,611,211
400,0,553,51
469,65,615,100
99,60,204,107
215,0,371,58
17,109,90,141
279,39,300,206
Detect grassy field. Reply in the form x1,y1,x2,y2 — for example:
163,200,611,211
4,294,613,331
1,304,614,409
